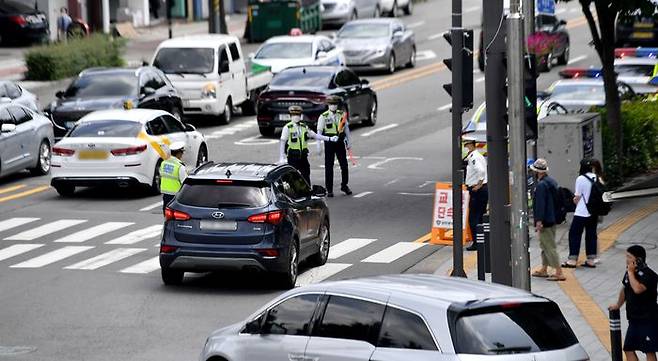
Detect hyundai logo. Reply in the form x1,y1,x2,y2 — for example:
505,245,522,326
211,212,224,219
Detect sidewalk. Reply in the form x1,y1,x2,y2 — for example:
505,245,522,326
414,195,658,360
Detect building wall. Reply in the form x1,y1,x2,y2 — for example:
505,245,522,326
36,0,68,41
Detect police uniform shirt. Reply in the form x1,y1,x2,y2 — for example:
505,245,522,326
317,111,351,147
279,122,332,159
465,149,487,187
177,162,188,184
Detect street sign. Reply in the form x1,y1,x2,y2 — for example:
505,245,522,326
430,182,470,245
536,0,555,14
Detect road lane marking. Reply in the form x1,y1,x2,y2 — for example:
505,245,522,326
0,218,40,233
119,256,160,274
11,246,93,268
413,233,431,243
407,21,425,29
65,248,147,270
0,186,50,203
353,191,372,198
0,184,26,195
415,50,437,61
296,263,351,286
385,178,400,186
140,201,163,212
329,238,377,260
106,225,163,245
368,157,423,170
568,55,588,64
398,192,433,196
5,219,88,241
53,222,134,243
360,123,398,137
235,135,279,145
0,244,43,262
438,103,452,111
361,242,425,263
418,181,434,188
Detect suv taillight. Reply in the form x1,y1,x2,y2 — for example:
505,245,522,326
111,144,147,156
164,207,191,221
9,15,27,26
248,210,283,225
52,147,75,156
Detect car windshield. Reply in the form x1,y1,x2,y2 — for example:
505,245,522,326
68,120,142,137
453,302,579,355
153,48,215,74
550,84,604,99
338,24,390,38
65,74,137,98
255,43,314,59
271,70,333,88
177,184,270,208
615,64,655,77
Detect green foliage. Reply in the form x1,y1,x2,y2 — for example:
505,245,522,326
25,35,125,81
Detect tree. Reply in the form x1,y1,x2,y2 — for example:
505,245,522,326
563,0,657,168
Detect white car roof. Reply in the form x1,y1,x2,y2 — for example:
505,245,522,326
157,34,240,48
78,109,169,124
264,35,327,44
615,57,658,66
551,78,604,88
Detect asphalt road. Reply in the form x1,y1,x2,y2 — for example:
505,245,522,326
0,1,601,360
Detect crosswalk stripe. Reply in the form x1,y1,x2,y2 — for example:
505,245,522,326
106,225,163,245
296,263,351,286
361,242,425,263
10,246,93,268
139,201,163,212
0,244,44,262
328,238,377,260
53,222,134,243
5,219,87,241
65,248,147,270
119,256,160,274
0,217,40,233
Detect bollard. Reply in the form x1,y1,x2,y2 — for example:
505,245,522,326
482,215,491,273
476,224,485,281
609,309,623,361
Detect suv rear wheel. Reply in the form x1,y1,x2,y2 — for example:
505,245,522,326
161,266,184,285
310,220,330,266
278,240,299,289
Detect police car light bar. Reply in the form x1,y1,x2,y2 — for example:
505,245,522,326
615,47,658,58
558,68,602,79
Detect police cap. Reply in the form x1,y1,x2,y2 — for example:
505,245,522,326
327,96,341,105
288,105,303,114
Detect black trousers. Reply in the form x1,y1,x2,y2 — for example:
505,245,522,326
288,153,311,185
162,193,175,213
468,184,488,242
324,139,348,192
568,215,598,259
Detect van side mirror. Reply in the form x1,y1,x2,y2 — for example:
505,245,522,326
220,59,230,74
141,87,156,97
393,30,403,39
316,51,328,60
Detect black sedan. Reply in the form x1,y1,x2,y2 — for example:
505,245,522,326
47,67,183,138
0,0,49,45
256,66,377,136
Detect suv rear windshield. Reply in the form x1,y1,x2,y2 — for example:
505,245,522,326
177,183,270,208
68,120,142,137
453,302,578,355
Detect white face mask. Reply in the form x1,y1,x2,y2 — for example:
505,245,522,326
328,104,338,112
291,115,301,123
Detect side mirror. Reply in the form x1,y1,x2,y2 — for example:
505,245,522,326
316,51,328,60
55,90,64,99
184,123,196,132
393,31,403,39
243,317,262,334
220,60,230,74
141,87,156,97
141,60,149,66
559,19,567,26
1,123,16,133
312,185,327,197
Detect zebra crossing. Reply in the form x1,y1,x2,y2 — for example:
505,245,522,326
0,217,436,284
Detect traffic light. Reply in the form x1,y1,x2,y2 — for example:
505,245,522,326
442,29,474,110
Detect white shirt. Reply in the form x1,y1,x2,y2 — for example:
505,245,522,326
178,163,188,184
279,122,331,160
316,111,351,148
574,172,596,217
465,149,487,186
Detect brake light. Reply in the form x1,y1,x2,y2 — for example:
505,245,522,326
160,245,177,253
257,248,280,257
111,144,147,156
216,179,233,184
500,302,521,309
164,207,191,221
52,147,75,156
9,15,27,26
248,210,284,224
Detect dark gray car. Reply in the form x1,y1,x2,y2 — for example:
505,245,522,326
199,274,589,361
335,19,416,74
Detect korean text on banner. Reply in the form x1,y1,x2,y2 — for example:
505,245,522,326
430,182,470,245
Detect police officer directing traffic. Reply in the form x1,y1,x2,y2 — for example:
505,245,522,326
279,105,338,184
160,142,187,213
317,96,352,197
463,138,488,251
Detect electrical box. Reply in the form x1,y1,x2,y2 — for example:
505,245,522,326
537,113,602,190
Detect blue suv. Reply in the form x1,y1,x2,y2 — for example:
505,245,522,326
160,162,330,288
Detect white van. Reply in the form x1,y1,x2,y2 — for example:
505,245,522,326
152,35,270,124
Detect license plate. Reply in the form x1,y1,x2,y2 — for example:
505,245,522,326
78,150,108,160
200,220,238,231
279,114,291,121
632,32,654,39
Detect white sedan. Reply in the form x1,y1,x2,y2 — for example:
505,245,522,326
250,35,345,74
614,57,658,94
50,109,207,196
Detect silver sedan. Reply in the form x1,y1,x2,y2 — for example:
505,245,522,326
0,81,39,111
199,274,588,361
335,18,416,74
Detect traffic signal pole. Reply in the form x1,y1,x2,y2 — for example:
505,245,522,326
507,0,531,290
209,0,228,34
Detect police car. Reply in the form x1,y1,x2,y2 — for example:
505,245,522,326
614,47,658,94
250,34,345,74
50,109,207,196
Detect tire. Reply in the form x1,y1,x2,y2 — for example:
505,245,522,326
240,91,257,116
278,239,299,289
161,266,184,285
406,46,416,68
55,183,75,197
259,126,275,137
30,140,51,176
362,98,377,126
310,220,330,267
219,99,232,125
557,45,569,65
403,0,413,15
150,159,162,195
196,144,208,167
170,107,183,121
388,1,397,17
387,53,396,74
373,5,381,17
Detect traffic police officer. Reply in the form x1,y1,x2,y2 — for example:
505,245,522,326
463,137,488,251
160,141,187,213
279,105,338,184
317,96,352,197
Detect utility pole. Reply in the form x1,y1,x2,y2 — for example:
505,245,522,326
483,0,513,286
167,0,173,39
209,0,228,34
523,0,535,43
507,0,530,290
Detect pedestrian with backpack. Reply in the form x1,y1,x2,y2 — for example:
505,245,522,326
530,159,566,281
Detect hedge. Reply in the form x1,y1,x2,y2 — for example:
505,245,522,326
25,35,125,81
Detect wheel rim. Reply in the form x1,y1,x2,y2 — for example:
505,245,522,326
370,101,377,124
564,47,569,61
154,163,161,188
389,55,395,72
410,48,416,66
319,224,329,262
290,244,298,281
197,147,207,166
39,143,51,173
225,103,231,123
546,53,552,69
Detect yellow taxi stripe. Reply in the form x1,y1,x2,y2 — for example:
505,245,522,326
0,184,27,195
137,131,171,160
0,186,50,203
